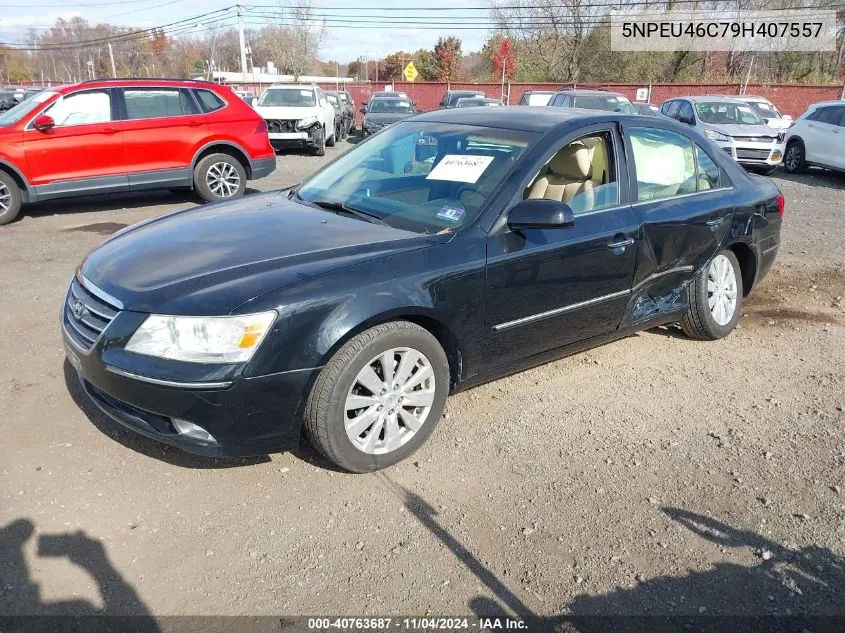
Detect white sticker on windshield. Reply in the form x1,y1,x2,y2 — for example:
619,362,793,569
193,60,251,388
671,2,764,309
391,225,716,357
426,155,495,184
300,90,312,96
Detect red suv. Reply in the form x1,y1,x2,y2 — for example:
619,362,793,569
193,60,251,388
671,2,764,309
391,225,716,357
0,78,276,225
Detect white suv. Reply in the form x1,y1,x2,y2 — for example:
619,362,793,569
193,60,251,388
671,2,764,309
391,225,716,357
783,101,845,174
254,84,337,155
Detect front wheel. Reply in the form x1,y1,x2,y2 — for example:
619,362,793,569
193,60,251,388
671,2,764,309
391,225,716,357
784,141,805,174
326,124,337,147
193,153,246,202
680,250,743,340
311,126,326,156
304,321,450,472
0,170,22,226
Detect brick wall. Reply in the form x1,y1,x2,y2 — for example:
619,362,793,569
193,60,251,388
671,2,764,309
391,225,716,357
234,80,843,119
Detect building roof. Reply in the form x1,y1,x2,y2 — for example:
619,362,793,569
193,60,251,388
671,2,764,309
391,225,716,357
202,71,355,84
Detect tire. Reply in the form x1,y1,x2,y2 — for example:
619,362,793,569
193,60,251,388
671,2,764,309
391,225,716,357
311,126,326,156
0,170,22,226
326,124,337,147
784,140,805,174
304,321,450,473
680,249,743,340
193,153,246,202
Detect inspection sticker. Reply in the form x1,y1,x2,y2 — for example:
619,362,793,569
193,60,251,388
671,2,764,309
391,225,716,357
436,204,465,223
426,155,494,184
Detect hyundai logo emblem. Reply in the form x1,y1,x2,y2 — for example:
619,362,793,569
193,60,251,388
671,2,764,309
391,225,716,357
71,299,86,321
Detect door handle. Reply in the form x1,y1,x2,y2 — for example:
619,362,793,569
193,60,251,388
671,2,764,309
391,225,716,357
102,126,119,134
607,238,634,249
187,120,202,127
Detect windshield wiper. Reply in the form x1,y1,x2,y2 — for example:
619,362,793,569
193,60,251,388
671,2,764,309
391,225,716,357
297,195,388,226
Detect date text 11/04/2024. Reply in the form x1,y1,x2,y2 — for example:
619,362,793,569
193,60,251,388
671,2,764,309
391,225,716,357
306,617,527,630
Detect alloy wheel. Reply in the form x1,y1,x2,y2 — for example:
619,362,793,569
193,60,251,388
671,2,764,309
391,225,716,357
0,182,10,214
205,162,241,198
785,145,800,171
344,347,436,455
707,254,738,326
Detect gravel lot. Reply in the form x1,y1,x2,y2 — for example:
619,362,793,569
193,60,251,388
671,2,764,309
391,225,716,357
1,137,843,623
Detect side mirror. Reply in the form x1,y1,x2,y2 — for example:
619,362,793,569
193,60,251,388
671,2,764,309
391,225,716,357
360,105,367,113
507,199,575,230
249,97,258,107
33,114,55,132
679,114,695,125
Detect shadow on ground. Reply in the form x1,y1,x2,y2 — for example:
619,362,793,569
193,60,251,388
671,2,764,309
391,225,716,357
381,475,845,632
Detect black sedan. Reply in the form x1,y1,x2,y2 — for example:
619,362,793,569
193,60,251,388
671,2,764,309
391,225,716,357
62,107,783,472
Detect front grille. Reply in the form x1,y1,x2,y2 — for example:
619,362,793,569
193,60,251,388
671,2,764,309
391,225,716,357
63,277,119,352
736,148,771,161
265,119,296,133
734,136,776,144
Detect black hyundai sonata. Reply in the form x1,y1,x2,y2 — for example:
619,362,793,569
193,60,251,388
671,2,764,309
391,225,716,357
63,107,783,472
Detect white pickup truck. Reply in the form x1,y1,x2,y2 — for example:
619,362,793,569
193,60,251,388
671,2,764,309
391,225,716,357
254,84,337,155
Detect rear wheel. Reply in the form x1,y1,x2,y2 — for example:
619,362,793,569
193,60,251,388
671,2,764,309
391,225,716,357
0,171,22,226
680,250,743,340
193,153,246,202
304,321,450,472
784,140,805,174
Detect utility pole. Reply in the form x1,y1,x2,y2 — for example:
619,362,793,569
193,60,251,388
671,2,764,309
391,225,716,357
237,2,248,84
108,43,117,78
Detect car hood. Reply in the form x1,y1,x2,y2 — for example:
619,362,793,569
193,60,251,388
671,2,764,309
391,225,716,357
80,192,437,315
700,122,778,139
254,105,317,120
364,112,413,126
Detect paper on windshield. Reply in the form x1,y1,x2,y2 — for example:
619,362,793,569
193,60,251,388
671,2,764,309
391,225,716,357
426,155,494,184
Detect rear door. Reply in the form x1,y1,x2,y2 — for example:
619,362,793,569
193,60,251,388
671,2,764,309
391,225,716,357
805,105,845,168
117,86,207,189
622,123,734,323
23,88,126,196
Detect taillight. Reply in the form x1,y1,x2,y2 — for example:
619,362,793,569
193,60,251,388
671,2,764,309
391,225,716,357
256,119,268,134
776,194,785,218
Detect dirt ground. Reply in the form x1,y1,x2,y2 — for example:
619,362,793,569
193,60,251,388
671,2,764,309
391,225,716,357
1,138,843,623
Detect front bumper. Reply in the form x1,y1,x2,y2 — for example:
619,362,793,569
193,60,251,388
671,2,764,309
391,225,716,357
62,315,315,458
268,126,321,149
733,141,785,167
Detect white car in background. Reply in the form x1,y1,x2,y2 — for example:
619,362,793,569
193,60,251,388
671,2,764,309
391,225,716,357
254,84,337,155
783,100,845,174
739,95,794,130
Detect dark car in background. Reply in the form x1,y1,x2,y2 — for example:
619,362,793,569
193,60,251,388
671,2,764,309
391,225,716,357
334,90,356,133
361,95,416,136
455,97,503,108
632,102,660,116
548,88,638,114
518,90,555,106
0,87,41,111
63,107,782,472
439,89,485,108
325,92,350,140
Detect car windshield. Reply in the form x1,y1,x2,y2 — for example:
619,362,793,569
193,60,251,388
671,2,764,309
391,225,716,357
449,93,482,105
526,93,552,105
0,90,57,127
575,95,637,114
258,88,315,107
457,99,501,108
745,100,781,118
695,101,763,125
296,121,537,234
368,99,412,114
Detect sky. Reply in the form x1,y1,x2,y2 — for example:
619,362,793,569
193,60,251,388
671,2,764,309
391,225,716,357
0,0,494,63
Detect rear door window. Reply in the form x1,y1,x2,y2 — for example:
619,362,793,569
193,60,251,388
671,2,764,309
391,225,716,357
123,88,198,119
629,127,696,201
816,105,845,126
663,101,681,119
695,145,721,190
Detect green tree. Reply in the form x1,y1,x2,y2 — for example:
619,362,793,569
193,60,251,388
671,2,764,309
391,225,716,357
433,36,462,81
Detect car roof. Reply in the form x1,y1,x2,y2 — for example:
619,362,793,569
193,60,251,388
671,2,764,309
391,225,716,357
524,90,555,94
738,95,771,102
267,84,315,89
555,89,630,99
414,105,656,132
806,100,843,108
51,79,221,94
449,90,484,95
680,95,747,104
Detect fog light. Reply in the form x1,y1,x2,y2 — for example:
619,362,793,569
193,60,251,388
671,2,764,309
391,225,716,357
771,150,783,162
171,418,218,444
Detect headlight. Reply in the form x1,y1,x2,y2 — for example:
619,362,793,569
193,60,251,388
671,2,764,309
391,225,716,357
704,129,731,143
296,116,318,129
125,311,276,364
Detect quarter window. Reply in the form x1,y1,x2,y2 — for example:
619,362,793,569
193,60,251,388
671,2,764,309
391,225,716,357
630,127,696,201
664,101,681,119
525,131,618,215
123,88,197,119
193,89,226,113
695,145,720,190
44,90,111,126
678,101,695,123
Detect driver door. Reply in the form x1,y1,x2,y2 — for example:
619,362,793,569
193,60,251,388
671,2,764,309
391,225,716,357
484,125,639,367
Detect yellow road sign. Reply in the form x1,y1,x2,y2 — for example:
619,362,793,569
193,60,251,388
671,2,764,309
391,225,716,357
403,61,419,82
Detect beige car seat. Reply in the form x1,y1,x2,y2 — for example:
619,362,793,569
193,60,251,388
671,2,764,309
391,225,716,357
527,142,595,210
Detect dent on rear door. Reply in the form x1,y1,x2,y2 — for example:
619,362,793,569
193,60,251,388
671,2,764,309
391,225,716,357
625,190,735,326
